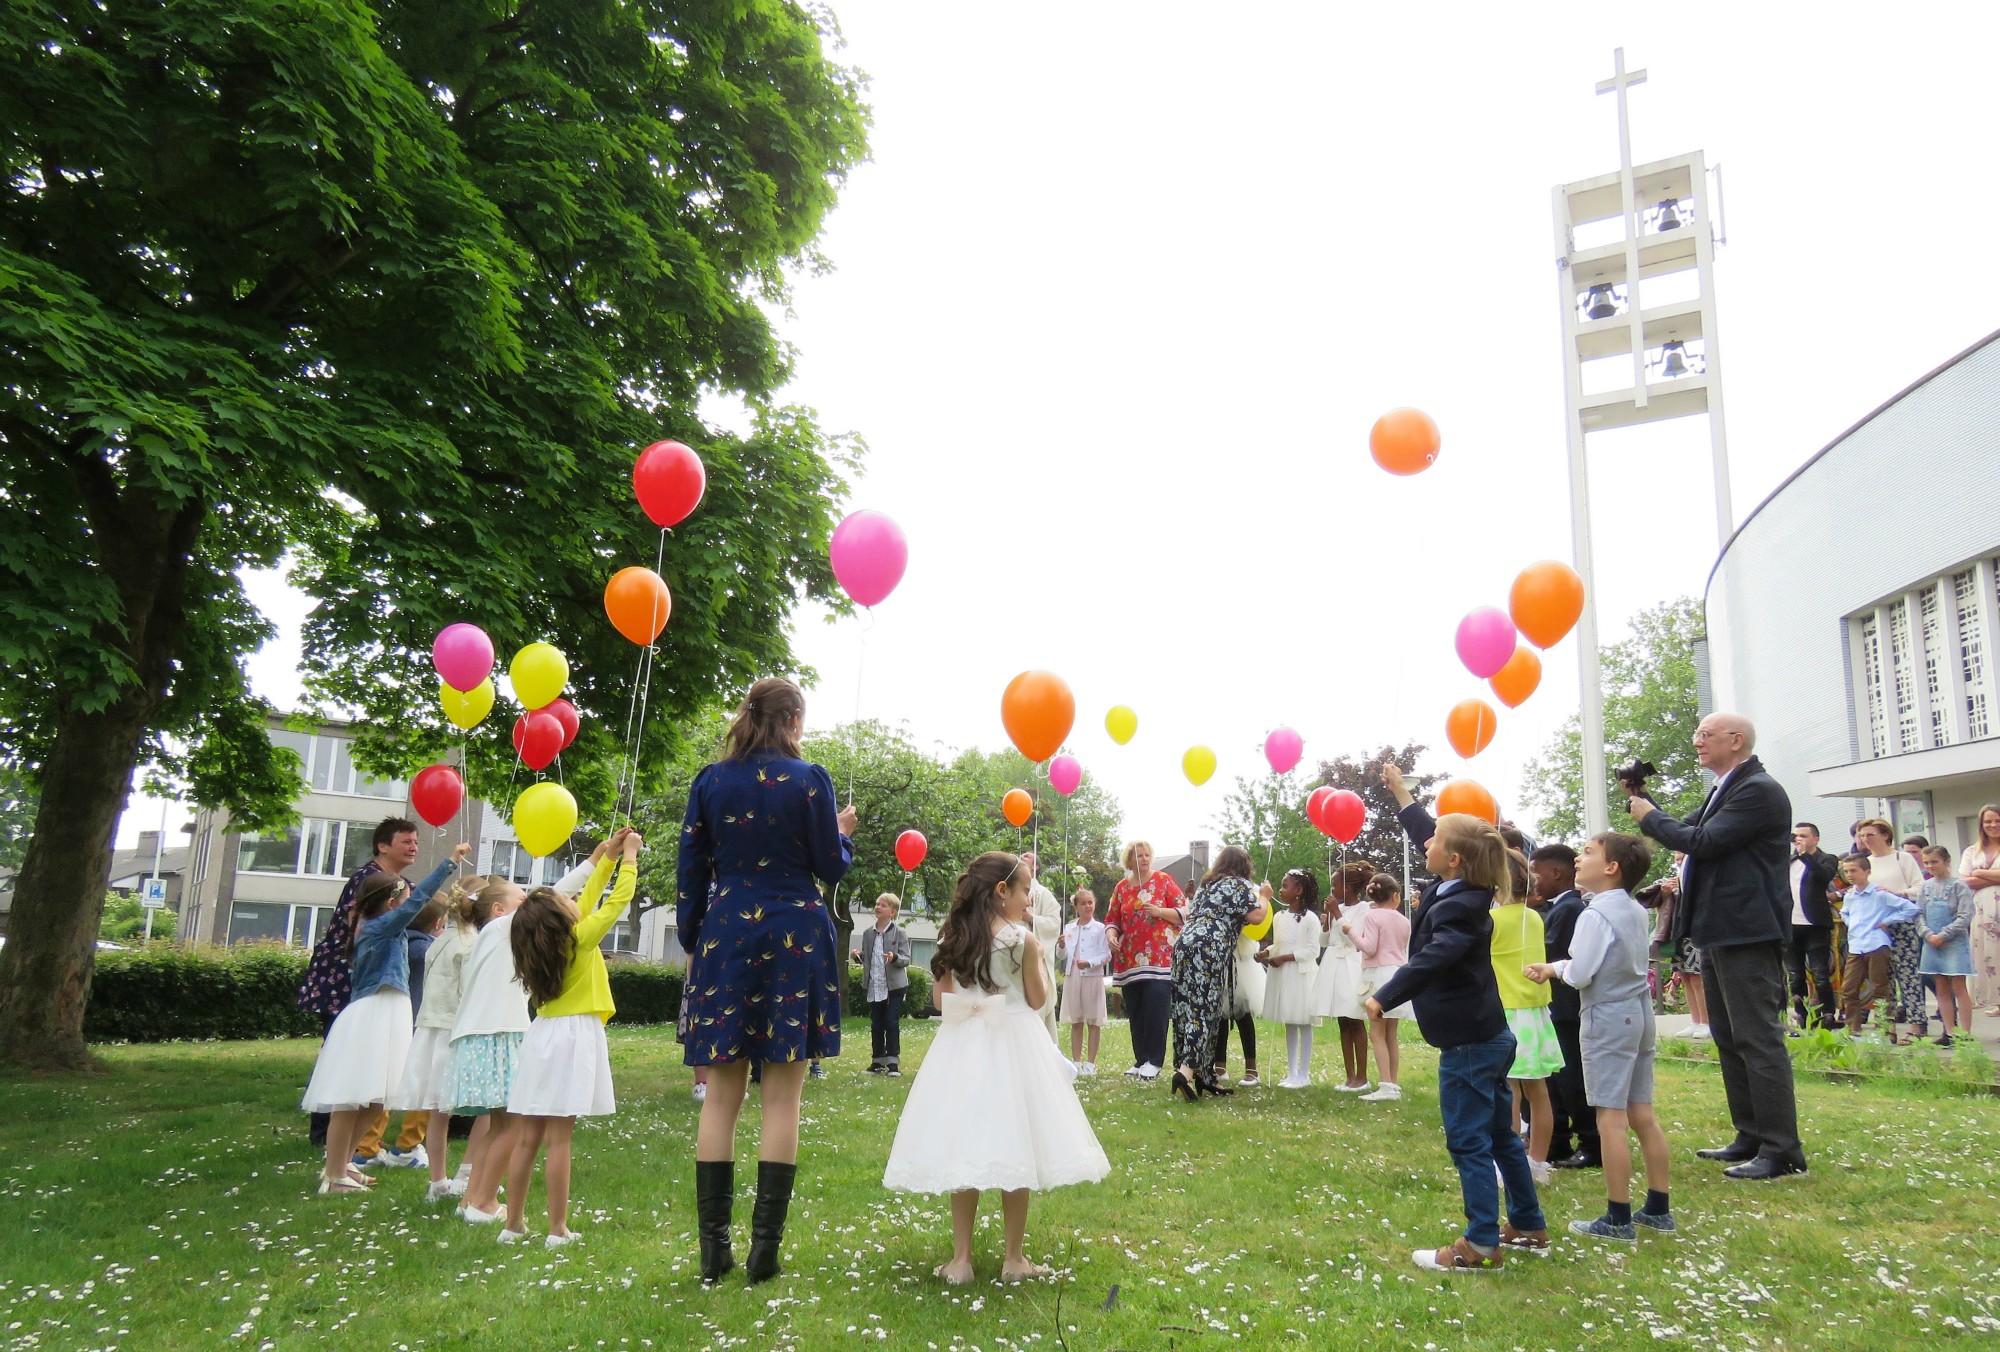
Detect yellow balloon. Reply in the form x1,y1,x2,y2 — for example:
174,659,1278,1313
514,782,578,858
1105,705,1138,745
1182,745,1216,786
440,677,495,730
1241,910,1272,941
511,641,569,710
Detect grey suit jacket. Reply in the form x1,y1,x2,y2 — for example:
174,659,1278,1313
856,922,911,993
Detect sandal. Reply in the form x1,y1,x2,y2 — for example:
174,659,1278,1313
317,1176,368,1196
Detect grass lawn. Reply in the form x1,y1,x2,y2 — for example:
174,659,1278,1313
4,1019,1999,1352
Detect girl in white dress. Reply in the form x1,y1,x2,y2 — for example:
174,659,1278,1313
1260,868,1323,1088
883,852,1110,1285
1316,862,1373,1091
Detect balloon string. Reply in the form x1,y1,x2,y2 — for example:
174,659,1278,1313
615,529,672,823
848,608,873,805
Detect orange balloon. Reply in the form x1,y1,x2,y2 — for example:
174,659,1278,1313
1509,560,1585,649
1000,670,1076,764
1445,699,1498,759
1001,788,1034,828
604,566,672,645
1489,645,1542,709
1437,779,1499,825
1369,407,1441,476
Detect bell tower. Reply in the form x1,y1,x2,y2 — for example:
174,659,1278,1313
1553,49,1733,834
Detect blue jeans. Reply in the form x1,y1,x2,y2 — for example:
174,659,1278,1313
1438,1032,1546,1247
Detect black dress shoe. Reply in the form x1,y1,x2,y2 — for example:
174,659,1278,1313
1723,1156,1807,1181
1552,1152,1602,1170
1695,1142,1759,1162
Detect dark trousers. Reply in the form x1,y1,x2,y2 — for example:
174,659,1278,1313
1546,1016,1597,1160
1701,942,1804,1167
1438,1032,1545,1248
1210,1013,1257,1070
1786,924,1836,1029
868,988,905,1066
1122,978,1171,1069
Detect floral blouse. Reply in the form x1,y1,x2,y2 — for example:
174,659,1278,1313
1105,871,1184,984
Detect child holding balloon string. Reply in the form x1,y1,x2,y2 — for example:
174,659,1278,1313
1350,873,1413,1101
1317,862,1376,1091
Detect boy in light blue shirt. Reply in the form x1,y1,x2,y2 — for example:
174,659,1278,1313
1837,854,1919,1038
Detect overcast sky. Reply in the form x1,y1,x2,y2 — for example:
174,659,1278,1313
121,4,2000,856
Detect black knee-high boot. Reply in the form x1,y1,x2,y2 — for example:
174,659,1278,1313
695,1160,736,1283
745,1160,797,1284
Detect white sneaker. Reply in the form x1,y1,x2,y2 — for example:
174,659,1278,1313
1334,1081,1371,1093
497,1228,530,1245
1687,1023,1713,1040
462,1205,504,1226
380,1144,428,1170
1529,1159,1553,1185
1122,1065,1144,1078
427,1178,468,1202
1080,1062,1096,1078
544,1231,580,1249
1358,1084,1402,1101
1136,1063,1160,1081
691,1081,707,1103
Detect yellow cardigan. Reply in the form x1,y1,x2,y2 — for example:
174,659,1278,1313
538,856,637,1022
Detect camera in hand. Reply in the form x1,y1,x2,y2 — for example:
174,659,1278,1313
1615,758,1657,800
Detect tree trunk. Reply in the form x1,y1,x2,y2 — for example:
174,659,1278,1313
0,472,201,1070
0,697,156,1068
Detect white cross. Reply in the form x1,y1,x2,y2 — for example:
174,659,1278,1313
1597,48,1649,404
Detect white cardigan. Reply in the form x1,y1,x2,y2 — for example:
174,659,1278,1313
448,858,595,1042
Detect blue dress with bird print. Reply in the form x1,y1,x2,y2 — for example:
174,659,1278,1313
676,752,854,1066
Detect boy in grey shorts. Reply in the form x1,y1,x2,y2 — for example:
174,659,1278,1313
1527,833,1675,1243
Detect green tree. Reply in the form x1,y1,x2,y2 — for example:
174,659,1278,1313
0,0,869,1068
1521,597,1706,849
98,892,175,944
1215,743,1445,892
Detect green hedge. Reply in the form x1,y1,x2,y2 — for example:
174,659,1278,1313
83,946,931,1043
87,944,321,1042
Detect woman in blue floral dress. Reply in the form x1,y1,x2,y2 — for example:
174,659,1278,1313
1167,846,1269,1099
678,677,856,1285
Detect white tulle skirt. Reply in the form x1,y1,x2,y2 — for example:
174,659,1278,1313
301,990,412,1114
1263,954,1320,1025
390,1026,454,1113
1315,947,1366,1021
884,992,1110,1194
1227,939,1267,1018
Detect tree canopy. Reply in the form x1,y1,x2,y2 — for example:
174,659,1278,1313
1521,596,1706,849
1214,743,1444,892
0,0,870,1067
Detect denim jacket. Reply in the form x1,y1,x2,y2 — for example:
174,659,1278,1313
350,859,458,1002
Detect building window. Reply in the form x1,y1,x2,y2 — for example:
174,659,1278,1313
599,919,633,954
226,901,290,945
1859,613,1887,758
298,733,405,799
490,841,579,886
1958,569,1990,740
1920,585,1950,748
1889,597,1919,753
238,826,305,875
287,905,336,949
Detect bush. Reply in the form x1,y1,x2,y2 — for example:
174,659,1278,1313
87,944,320,1042
844,962,932,1017
606,962,683,1026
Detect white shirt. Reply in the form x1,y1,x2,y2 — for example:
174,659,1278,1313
1789,857,1808,926
1058,919,1111,976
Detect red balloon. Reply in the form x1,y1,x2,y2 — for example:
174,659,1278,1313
1321,789,1367,844
544,697,580,748
632,440,707,528
895,829,928,872
512,710,564,771
409,764,464,828
1305,786,1336,832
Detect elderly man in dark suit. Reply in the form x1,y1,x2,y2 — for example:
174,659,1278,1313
1629,712,1805,1181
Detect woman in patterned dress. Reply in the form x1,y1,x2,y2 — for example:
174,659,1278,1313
1167,846,1270,1099
678,678,857,1285
1962,806,2000,1014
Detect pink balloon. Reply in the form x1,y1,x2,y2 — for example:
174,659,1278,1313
1455,607,1519,680
829,510,909,608
432,623,494,693
1264,727,1304,775
1047,754,1083,797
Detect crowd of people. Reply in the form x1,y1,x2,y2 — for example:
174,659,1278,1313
290,682,1996,1283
